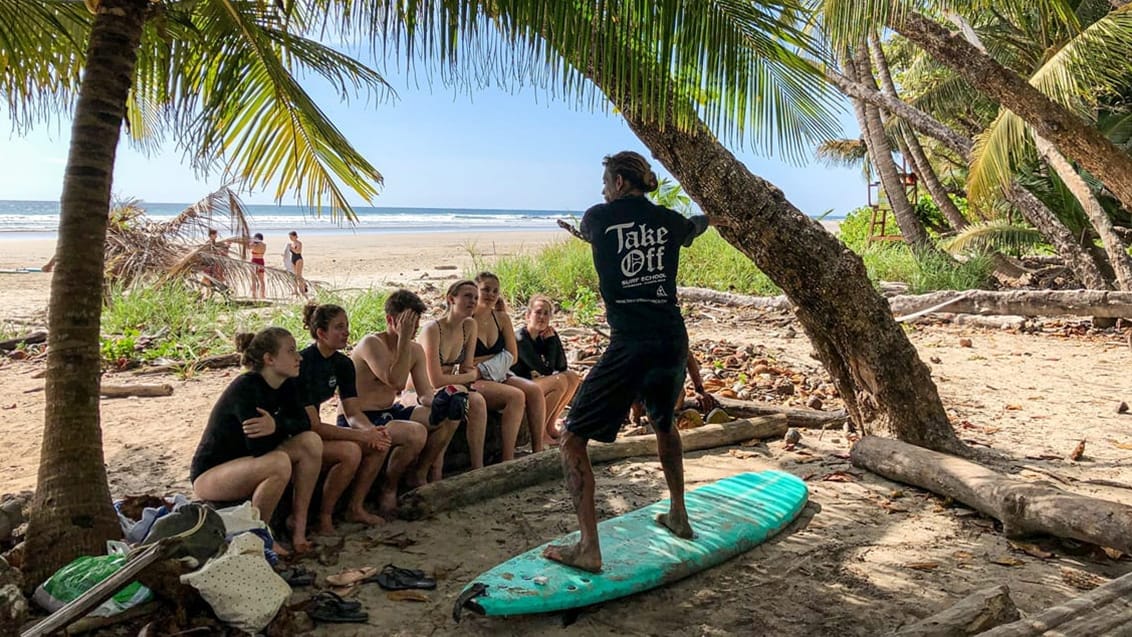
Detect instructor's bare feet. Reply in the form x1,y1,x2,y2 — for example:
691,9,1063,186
656,512,694,539
346,507,386,526
542,542,602,573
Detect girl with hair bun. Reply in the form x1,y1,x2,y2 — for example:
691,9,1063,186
189,327,323,554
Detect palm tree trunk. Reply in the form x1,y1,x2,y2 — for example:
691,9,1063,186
847,46,932,248
823,66,1110,289
1035,137,1132,289
867,34,968,232
891,10,1132,215
22,0,148,590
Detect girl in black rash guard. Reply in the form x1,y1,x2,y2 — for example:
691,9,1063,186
511,295,581,444
189,327,323,555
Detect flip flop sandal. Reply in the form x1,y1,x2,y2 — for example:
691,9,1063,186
372,564,437,591
313,590,362,612
308,595,369,624
325,565,380,587
277,566,315,587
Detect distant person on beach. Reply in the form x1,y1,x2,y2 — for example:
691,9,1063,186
288,231,306,297
250,232,267,299
418,280,491,469
511,294,581,445
543,151,712,573
297,303,394,532
472,272,544,454
189,327,323,555
350,289,461,491
204,228,229,288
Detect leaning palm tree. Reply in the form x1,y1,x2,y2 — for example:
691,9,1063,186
361,0,966,452
7,0,390,585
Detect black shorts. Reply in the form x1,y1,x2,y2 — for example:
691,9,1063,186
337,404,416,428
565,334,688,443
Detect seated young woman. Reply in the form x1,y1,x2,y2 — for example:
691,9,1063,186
418,280,492,468
189,327,323,554
297,303,400,532
472,272,543,454
511,294,582,444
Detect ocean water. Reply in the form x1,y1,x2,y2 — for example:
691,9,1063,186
0,200,844,237
0,200,575,236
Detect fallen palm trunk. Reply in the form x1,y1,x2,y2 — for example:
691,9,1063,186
0,330,47,351
133,352,241,375
851,437,1132,554
678,287,1132,319
399,415,787,521
100,383,173,398
890,585,1019,636
714,397,848,428
977,572,1132,636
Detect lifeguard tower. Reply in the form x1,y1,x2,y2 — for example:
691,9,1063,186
866,158,918,242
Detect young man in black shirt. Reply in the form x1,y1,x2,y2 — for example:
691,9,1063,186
543,151,711,573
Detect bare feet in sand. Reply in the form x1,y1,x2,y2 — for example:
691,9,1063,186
542,541,602,573
345,507,386,526
377,487,399,520
315,514,337,537
656,511,694,539
291,533,312,555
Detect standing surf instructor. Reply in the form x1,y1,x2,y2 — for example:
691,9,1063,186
544,151,712,573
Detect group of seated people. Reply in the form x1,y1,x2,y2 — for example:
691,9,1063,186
189,273,580,553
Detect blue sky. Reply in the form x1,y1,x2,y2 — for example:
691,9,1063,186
0,66,867,216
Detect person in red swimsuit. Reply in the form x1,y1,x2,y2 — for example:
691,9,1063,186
250,232,267,299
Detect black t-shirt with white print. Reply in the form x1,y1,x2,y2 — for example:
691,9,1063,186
580,195,708,338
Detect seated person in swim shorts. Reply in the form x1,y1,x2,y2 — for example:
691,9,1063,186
350,290,462,489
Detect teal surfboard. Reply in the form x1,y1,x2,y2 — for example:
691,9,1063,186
456,470,808,618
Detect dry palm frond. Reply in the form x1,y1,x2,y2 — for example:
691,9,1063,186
102,185,307,298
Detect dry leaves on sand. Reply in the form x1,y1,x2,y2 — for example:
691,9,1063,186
1008,541,1054,559
904,561,940,571
989,555,1026,567
387,590,430,602
1061,567,1108,591
1069,439,1086,461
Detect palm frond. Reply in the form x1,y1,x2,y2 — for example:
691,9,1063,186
159,186,251,257
966,5,1132,205
316,0,843,161
940,219,1044,255
815,137,867,166
125,1,392,222
0,0,89,130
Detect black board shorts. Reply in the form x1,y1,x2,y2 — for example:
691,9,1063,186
565,334,688,443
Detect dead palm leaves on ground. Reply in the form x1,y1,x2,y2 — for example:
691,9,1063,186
104,186,303,298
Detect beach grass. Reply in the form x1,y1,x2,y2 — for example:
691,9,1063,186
101,283,389,365
475,229,993,307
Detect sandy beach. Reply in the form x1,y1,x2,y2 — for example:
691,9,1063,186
0,229,564,326
1,226,1131,635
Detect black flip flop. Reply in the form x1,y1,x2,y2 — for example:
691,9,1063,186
371,564,437,591
308,592,368,624
277,566,315,587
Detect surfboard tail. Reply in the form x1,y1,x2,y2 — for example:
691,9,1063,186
452,582,488,623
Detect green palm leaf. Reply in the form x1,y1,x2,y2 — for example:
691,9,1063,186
939,219,1043,254
0,0,89,130
967,5,1132,205
318,0,842,161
